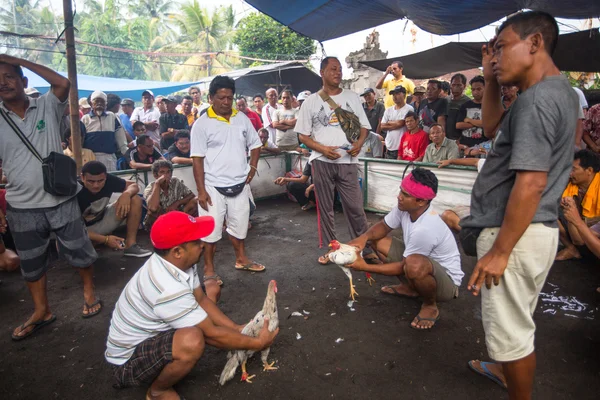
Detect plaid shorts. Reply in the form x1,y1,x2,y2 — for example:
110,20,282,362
112,330,176,389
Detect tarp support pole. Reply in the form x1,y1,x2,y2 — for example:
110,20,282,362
363,159,369,208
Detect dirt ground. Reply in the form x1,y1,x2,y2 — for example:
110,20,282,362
0,198,599,400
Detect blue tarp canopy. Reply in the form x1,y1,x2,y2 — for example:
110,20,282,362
245,0,600,41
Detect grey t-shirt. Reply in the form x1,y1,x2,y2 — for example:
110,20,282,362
462,75,578,229
0,91,73,209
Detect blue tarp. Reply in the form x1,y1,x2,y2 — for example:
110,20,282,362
245,0,600,41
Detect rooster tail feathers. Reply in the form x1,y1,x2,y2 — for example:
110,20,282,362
219,354,240,386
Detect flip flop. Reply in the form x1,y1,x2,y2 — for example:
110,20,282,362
381,285,418,299
82,299,103,319
468,360,508,390
11,314,57,341
204,275,224,286
235,262,266,272
410,313,440,330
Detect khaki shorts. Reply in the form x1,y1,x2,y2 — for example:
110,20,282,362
477,223,558,362
87,203,126,236
386,236,459,302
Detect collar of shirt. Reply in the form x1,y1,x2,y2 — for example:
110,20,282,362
88,109,107,117
438,137,451,148
0,96,39,116
206,106,238,124
154,254,193,284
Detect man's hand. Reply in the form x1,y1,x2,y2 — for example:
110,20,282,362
345,250,367,271
274,177,287,186
385,65,393,74
155,174,167,186
115,193,132,219
481,38,497,82
146,121,159,131
467,249,510,296
437,160,452,168
246,170,256,184
197,189,212,211
257,319,279,350
304,184,314,199
0,211,7,234
106,235,125,250
563,197,583,226
322,146,341,160
347,142,361,157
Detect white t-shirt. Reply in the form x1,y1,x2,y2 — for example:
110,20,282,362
130,106,162,143
295,89,371,164
262,103,282,143
573,87,588,112
382,104,414,151
274,107,299,147
384,206,464,286
190,108,262,187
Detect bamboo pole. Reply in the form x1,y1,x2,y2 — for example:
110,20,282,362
62,0,83,173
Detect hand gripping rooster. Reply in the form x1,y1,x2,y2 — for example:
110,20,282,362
328,240,375,301
219,280,279,385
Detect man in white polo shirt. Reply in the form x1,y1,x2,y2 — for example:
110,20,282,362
346,168,463,330
191,75,264,299
106,212,278,400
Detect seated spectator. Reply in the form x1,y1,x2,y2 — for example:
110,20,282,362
456,76,486,152
381,86,413,159
274,162,315,211
78,161,152,257
556,150,600,261
409,86,426,115
180,95,197,128
297,90,311,108
155,95,167,114
423,124,459,163
463,140,492,158
159,95,190,150
273,90,300,151
0,189,19,272
125,134,165,170
399,111,428,161
143,160,197,230
107,93,121,114
346,168,463,330
236,97,263,131
167,131,192,165
258,128,281,154
63,127,96,165
583,103,600,154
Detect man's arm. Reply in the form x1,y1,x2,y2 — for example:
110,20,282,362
438,157,481,168
456,121,474,130
380,120,405,130
246,147,261,183
261,146,281,154
145,181,162,214
166,193,195,212
171,156,192,165
348,220,392,250
481,41,504,138
274,174,309,185
583,133,600,153
193,156,212,211
129,160,152,170
0,55,70,101
194,287,240,330
375,66,391,90
437,115,447,131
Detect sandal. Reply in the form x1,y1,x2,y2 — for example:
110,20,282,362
11,314,57,341
235,262,266,272
204,275,224,286
82,299,103,319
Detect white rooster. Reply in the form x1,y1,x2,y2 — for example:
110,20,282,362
219,280,279,385
328,240,375,301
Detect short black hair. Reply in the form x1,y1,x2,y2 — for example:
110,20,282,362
182,95,193,102
81,161,107,175
430,123,443,131
209,75,235,97
320,56,339,71
188,86,200,94
428,80,442,90
441,81,451,94
574,149,600,173
391,61,404,69
470,75,485,86
0,62,24,78
236,96,247,103
107,94,121,111
411,167,438,196
498,11,559,54
174,131,190,142
281,89,293,98
132,121,145,130
451,73,467,85
404,111,418,121
137,134,151,146
253,94,264,101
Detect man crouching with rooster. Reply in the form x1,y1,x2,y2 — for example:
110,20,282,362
346,168,464,330
105,212,278,400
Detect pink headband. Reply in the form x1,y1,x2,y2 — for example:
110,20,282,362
401,173,436,200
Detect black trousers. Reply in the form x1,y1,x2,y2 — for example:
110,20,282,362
287,182,315,206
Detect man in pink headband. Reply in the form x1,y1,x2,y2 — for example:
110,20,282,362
345,168,464,330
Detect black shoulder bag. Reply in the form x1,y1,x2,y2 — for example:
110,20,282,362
0,108,78,197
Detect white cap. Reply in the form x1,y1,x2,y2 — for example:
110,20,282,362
297,90,311,101
79,98,91,108
142,90,155,98
24,87,40,95
90,90,107,102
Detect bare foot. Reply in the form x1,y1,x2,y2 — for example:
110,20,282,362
12,312,54,339
555,246,581,261
381,284,419,298
146,387,181,400
410,304,439,330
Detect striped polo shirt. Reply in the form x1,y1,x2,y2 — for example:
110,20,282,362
105,254,207,365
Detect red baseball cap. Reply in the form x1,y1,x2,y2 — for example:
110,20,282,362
150,212,215,249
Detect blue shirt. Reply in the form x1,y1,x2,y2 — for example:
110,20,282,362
119,113,133,137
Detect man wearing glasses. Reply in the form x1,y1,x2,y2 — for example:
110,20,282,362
125,134,165,170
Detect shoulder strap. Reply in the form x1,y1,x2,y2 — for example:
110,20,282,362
317,89,340,111
0,108,43,163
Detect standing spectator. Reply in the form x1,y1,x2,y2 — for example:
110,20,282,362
253,93,265,121
375,61,415,108
423,124,459,163
274,162,315,210
125,134,165,170
188,86,209,115
0,55,101,340
501,85,518,109
446,74,471,140
573,88,588,149
236,97,262,131
167,131,192,165
462,12,578,399
380,86,414,159
155,95,167,114
107,93,121,114
180,95,197,127
399,111,428,161
297,90,311,108
191,75,264,298
418,80,448,133
119,98,135,141
82,90,128,171
409,85,426,113
79,97,91,118
131,90,162,145
360,88,384,136
456,76,486,151
258,128,281,154
63,127,96,166
439,81,451,99
0,188,20,273
24,87,41,98
273,90,300,151
262,88,282,144
296,57,379,265
583,103,600,153
159,95,189,150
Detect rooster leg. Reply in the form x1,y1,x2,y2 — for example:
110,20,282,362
365,272,376,286
349,276,359,301
263,360,278,371
240,361,256,383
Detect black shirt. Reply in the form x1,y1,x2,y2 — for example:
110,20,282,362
446,94,471,140
456,100,486,147
418,98,448,131
363,101,385,133
159,113,189,149
125,147,162,168
77,174,127,226
167,144,190,161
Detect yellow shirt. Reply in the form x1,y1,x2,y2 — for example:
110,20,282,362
179,110,196,126
64,148,96,166
382,76,416,108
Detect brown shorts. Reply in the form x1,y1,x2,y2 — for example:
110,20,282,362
112,330,175,389
386,236,458,302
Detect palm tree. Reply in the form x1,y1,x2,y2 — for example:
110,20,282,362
129,0,174,20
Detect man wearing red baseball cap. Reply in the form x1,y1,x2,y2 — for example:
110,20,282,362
105,211,278,400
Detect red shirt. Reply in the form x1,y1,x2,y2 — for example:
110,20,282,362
244,109,263,131
399,130,429,161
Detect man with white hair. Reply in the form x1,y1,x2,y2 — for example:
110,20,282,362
82,90,128,171
262,88,282,144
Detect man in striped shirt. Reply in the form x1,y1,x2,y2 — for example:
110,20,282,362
106,212,279,399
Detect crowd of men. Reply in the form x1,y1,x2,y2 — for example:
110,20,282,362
0,10,596,400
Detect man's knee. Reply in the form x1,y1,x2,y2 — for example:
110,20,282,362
0,252,20,272
404,254,432,280
130,195,143,208
441,210,456,225
176,327,205,362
